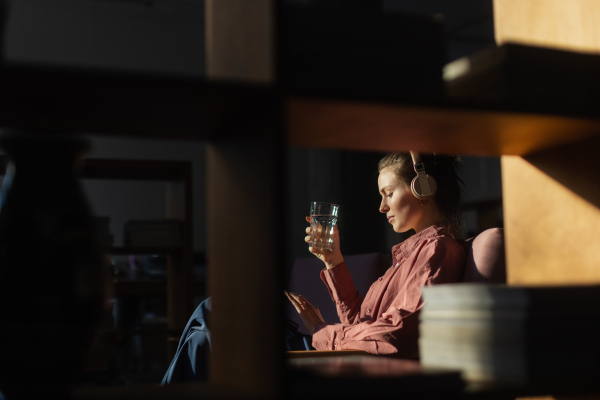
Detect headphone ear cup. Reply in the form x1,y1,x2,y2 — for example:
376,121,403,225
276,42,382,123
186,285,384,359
411,174,438,199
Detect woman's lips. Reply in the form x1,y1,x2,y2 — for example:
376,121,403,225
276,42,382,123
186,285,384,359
388,216,394,223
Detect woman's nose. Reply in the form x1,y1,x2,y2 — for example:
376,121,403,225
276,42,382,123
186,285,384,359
380,201,389,213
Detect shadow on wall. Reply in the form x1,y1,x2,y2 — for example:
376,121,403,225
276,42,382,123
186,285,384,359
525,136,600,209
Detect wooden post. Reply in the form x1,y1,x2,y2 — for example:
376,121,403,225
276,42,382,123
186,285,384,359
494,0,600,53
207,133,282,397
501,137,600,285
205,0,275,83
205,1,280,396
494,0,600,286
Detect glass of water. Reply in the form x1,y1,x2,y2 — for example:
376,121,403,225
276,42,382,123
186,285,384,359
309,202,339,251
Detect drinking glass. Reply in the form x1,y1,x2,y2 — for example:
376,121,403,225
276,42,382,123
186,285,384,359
309,202,339,251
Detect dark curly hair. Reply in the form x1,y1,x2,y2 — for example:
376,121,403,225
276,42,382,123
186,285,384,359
378,152,463,237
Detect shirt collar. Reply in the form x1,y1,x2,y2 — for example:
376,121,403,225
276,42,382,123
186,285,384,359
391,224,449,264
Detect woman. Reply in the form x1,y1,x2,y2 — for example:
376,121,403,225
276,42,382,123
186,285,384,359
163,151,465,383
285,151,466,356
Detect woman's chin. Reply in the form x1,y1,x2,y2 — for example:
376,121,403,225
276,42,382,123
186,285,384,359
392,224,405,233
393,225,413,234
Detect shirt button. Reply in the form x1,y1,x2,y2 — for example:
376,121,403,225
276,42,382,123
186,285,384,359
334,342,338,347
367,308,371,313
378,277,383,281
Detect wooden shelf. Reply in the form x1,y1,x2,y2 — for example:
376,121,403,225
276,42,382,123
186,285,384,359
114,280,166,297
0,157,192,182
114,279,205,297
286,96,600,156
102,329,181,340
0,62,273,140
0,59,598,158
110,246,183,255
81,159,191,181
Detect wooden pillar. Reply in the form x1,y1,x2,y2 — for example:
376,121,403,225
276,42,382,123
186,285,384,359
205,1,281,397
502,137,600,285
205,0,275,83
207,134,282,397
494,0,600,286
494,4,600,399
494,0,600,53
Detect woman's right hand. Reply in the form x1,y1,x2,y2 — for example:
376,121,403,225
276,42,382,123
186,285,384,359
305,216,344,269
285,291,325,335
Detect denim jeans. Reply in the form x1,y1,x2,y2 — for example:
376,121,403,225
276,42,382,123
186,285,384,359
161,297,313,384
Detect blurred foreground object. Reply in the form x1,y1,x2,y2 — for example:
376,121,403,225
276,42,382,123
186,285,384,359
0,132,104,398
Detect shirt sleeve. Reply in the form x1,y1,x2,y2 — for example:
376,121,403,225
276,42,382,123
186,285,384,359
319,262,363,325
312,238,465,356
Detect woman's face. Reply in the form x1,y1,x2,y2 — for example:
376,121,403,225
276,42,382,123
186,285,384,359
378,167,424,233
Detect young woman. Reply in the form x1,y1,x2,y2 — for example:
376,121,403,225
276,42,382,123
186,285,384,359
163,151,466,384
285,151,466,356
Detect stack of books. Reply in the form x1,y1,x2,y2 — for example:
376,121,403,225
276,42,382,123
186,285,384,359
419,283,600,388
124,219,182,247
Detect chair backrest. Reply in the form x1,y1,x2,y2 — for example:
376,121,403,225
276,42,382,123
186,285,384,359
459,227,506,284
284,253,391,335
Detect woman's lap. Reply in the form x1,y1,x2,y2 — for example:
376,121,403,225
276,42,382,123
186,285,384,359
161,298,212,384
162,297,313,384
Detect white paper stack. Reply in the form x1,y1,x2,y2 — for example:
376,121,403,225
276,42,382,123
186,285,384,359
124,219,182,247
419,283,600,387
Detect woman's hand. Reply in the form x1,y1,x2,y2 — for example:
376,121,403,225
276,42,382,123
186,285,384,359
305,216,344,269
285,291,325,335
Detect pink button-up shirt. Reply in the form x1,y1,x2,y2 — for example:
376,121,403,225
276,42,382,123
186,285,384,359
312,225,466,356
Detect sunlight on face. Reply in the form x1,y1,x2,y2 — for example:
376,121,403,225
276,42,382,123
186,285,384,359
378,167,424,233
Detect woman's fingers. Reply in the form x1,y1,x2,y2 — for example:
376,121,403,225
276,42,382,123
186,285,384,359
285,291,303,313
309,246,329,257
289,292,314,309
288,291,306,306
286,291,325,334
301,297,318,313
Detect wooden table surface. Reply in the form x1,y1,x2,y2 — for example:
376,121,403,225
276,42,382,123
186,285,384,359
286,353,466,399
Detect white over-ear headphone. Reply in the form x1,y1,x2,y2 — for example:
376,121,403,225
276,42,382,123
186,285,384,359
409,151,437,200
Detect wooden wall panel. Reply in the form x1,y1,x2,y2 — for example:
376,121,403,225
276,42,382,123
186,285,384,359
502,137,600,285
494,0,600,53
205,0,274,83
